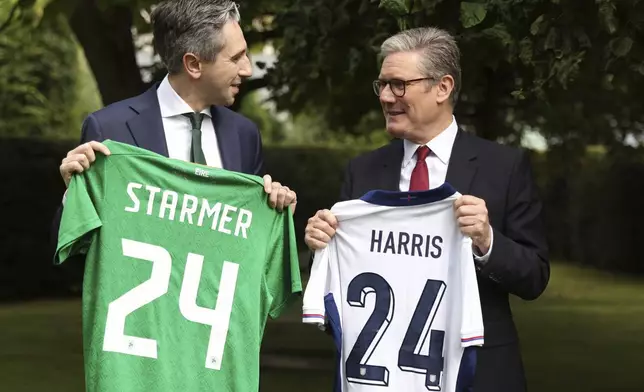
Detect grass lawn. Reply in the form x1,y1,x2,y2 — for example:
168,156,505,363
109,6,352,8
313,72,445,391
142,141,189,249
1,262,642,391
511,263,644,391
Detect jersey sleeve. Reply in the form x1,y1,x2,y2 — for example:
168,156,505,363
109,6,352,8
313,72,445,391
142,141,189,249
54,167,103,265
301,246,330,327
264,209,302,319
459,236,485,347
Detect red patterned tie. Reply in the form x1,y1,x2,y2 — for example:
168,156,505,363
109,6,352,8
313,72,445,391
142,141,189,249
409,145,430,191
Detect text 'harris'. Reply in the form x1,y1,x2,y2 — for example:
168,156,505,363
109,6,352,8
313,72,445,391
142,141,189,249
370,229,443,258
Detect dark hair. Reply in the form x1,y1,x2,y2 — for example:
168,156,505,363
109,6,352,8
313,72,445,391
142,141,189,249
151,0,241,74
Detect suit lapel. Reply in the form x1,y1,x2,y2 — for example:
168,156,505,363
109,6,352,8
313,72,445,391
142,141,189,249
211,106,241,172
126,84,169,157
380,139,404,191
446,128,478,194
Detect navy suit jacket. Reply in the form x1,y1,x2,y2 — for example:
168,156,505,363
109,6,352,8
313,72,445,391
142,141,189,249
51,83,265,252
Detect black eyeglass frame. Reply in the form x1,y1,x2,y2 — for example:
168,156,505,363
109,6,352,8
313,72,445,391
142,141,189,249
372,77,435,97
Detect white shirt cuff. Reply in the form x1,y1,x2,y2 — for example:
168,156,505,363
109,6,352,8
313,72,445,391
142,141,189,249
62,190,67,206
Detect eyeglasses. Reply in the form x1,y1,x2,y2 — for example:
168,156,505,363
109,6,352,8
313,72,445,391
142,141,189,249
372,77,434,97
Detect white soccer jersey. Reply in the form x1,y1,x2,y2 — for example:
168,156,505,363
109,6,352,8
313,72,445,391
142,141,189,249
303,183,484,392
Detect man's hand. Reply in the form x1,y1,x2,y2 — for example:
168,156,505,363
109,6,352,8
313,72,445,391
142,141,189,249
454,195,492,254
263,174,297,213
59,141,111,187
304,209,338,250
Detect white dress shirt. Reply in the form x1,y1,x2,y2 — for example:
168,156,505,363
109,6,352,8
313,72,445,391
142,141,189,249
399,116,493,263
399,117,459,191
157,75,223,168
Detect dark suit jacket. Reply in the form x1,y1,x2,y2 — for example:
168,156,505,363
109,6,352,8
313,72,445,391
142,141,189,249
51,83,265,252
337,129,549,392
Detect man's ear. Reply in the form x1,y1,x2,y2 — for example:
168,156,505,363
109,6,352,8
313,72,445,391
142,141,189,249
182,53,202,79
435,74,454,104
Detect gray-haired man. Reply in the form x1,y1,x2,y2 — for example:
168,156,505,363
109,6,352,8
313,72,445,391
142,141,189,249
305,26,549,392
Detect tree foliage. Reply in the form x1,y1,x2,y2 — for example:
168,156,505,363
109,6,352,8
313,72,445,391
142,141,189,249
266,0,398,134
12,0,644,146
270,0,644,145
237,91,287,143
0,1,83,138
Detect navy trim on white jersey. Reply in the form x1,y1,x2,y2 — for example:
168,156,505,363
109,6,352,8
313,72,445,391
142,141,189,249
324,293,343,392
360,182,457,206
455,346,477,392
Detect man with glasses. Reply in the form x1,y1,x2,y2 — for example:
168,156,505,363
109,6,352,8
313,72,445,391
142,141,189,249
304,26,549,392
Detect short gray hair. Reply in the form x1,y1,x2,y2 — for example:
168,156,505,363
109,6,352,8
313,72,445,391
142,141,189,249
380,27,461,105
151,0,241,74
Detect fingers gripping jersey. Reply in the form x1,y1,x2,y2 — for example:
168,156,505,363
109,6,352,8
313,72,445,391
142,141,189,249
55,140,302,392
302,184,484,392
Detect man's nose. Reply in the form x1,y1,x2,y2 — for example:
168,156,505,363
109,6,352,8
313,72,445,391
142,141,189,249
379,86,396,104
239,54,252,77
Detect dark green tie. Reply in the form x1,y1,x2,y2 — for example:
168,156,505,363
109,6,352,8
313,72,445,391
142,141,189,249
182,112,207,165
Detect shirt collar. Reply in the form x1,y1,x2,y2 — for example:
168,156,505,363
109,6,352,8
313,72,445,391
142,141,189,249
402,116,459,168
157,74,211,118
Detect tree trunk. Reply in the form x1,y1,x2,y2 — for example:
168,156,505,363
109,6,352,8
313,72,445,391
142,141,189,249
69,0,144,106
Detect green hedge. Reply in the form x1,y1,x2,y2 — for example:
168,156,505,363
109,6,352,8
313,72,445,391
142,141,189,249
263,145,366,241
1,138,78,300
533,147,644,274
1,138,642,301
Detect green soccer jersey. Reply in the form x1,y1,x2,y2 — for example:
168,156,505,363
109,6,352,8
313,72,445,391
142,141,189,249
55,140,302,392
